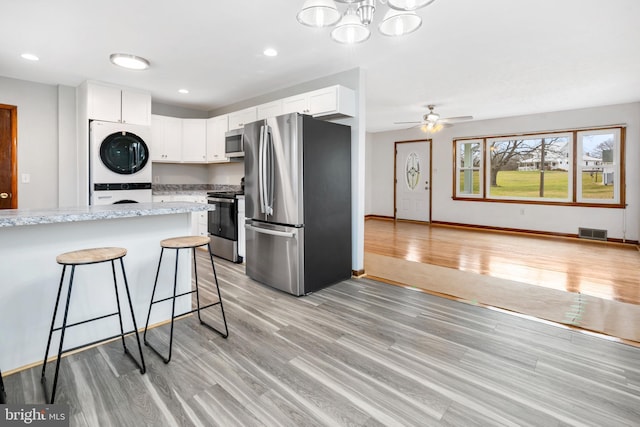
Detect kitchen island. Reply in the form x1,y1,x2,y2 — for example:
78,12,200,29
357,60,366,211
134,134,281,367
0,202,214,373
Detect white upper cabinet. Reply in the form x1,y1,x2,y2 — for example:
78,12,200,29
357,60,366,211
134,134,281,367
151,115,182,162
206,115,229,163
256,100,283,120
282,85,355,118
86,82,151,125
281,94,308,115
121,90,152,125
181,119,207,162
228,107,257,130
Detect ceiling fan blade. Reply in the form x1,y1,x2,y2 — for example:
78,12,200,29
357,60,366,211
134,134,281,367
394,121,422,124
439,115,474,123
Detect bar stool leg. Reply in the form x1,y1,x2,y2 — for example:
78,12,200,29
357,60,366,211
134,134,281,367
0,368,6,404
42,265,76,404
194,243,228,338
143,248,180,364
144,248,164,344
41,266,67,386
112,259,146,374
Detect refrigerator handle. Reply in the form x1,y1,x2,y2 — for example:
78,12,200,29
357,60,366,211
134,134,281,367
266,126,274,216
245,224,295,238
258,124,266,214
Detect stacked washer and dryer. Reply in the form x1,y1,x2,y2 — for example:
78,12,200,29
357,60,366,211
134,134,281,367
89,121,153,205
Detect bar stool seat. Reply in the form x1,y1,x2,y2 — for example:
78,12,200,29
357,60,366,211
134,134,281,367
144,235,228,364
56,247,127,265
160,236,210,249
41,246,146,404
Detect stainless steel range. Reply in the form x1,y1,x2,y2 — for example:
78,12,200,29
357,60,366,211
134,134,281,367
207,190,243,263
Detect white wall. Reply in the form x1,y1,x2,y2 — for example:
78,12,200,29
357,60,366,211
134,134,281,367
367,102,640,241
0,76,60,208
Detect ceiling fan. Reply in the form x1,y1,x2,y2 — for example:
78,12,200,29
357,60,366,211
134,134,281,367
395,105,473,133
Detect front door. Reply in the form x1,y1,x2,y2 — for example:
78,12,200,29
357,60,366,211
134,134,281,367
395,140,430,222
0,104,17,209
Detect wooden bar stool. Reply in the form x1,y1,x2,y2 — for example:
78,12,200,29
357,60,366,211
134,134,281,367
41,247,146,404
143,236,228,364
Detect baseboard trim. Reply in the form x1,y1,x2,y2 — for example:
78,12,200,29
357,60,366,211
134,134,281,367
352,269,366,277
365,215,394,221
430,220,639,246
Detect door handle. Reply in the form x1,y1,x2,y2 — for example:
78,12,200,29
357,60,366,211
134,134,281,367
0,192,9,199
245,224,295,238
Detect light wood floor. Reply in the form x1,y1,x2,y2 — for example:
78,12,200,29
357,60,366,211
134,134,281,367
365,219,640,305
4,254,640,426
364,218,640,343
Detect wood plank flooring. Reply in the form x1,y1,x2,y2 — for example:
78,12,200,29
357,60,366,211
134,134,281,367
4,254,640,426
365,219,640,305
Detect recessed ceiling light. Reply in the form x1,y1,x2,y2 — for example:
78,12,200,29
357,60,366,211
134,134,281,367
21,53,39,61
109,53,150,70
178,89,189,94
263,48,278,57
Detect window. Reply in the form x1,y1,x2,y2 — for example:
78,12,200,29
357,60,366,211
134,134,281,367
456,140,482,197
453,126,624,207
576,129,620,204
486,133,572,201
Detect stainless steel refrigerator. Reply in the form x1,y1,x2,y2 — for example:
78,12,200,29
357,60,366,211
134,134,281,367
244,112,351,296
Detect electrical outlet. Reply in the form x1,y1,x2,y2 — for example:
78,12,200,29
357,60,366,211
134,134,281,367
520,208,525,215
21,173,30,183
154,175,160,183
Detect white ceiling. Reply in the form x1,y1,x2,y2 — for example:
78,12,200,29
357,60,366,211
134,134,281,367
2,0,639,133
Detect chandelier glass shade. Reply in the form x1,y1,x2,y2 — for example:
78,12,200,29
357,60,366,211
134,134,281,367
297,0,342,27
387,0,436,11
378,9,421,37
331,9,371,43
298,0,436,43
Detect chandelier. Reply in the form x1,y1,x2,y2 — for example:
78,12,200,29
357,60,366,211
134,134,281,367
297,0,437,44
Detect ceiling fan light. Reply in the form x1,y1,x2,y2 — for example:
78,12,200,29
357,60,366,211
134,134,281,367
297,0,341,28
330,10,371,44
426,112,439,122
387,0,437,11
378,9,422,37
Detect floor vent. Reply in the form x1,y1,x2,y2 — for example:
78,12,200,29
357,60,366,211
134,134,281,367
578,227,608,241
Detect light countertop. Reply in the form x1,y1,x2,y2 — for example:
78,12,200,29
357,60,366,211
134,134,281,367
0,202,214,228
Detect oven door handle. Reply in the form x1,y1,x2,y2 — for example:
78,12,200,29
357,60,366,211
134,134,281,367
207,197,235,204
245,224,295,238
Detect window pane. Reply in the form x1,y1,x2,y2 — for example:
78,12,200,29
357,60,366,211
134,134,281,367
580,133,615,200
488,136,570,199
457,142,481,195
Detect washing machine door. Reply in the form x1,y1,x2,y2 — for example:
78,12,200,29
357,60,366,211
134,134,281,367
100,131,149,174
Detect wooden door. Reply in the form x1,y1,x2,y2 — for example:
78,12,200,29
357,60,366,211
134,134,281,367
0,104,17,209
395,140,430,222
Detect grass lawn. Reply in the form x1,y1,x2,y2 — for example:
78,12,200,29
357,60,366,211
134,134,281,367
459,170,614,199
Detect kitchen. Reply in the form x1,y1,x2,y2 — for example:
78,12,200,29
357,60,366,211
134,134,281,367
1,1,640,425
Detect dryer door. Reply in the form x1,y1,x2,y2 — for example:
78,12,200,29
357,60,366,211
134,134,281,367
100,131,149,174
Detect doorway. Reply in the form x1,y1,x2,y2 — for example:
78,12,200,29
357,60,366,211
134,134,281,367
0,104,17,209
394,139,430,222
